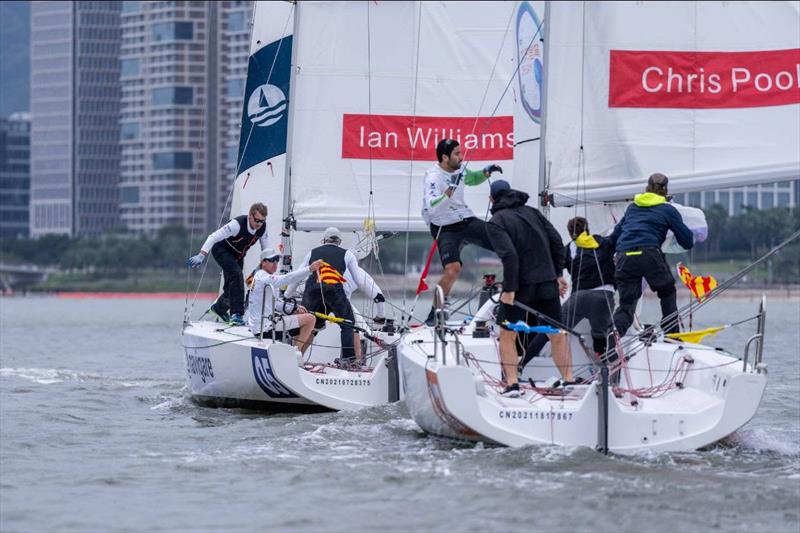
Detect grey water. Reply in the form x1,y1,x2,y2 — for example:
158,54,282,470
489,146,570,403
1,295,798,532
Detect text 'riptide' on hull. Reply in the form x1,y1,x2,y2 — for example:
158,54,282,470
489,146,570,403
399,296,768,455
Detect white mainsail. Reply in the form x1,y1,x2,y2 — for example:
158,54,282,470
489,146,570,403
541,1,800,205
282,1,520,232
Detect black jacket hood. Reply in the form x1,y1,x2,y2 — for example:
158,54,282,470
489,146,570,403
490,189,529,214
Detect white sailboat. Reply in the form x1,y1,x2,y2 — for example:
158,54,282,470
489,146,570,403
181,0,522,410
400,1,799,453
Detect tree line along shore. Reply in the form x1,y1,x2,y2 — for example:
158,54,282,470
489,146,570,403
1,206,798,293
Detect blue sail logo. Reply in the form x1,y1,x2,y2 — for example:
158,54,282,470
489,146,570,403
516,2,544,123
248,84,288,127
251,347,297,398
236,35,293,173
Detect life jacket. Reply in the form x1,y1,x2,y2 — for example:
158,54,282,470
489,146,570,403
213,214,266,260
307,244,347,286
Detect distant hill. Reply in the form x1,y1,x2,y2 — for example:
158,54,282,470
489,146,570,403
0,1,30,115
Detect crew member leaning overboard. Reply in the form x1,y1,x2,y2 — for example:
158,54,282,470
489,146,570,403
609,173,694,337
188,202,271,326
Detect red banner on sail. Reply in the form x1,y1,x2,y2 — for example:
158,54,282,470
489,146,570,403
609,48,800,108
342,114,513,161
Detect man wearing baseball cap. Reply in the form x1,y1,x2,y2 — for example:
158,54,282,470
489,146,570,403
485,180,571,397
245,248,322,354
286,227,385,368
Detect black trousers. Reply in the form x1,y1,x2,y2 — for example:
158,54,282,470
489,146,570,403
302,283,355,360
612,247,678,336
524,289,614,365
212,247,245,316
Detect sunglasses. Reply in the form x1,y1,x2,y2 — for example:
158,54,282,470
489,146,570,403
262,257,280,263
252,216,266,225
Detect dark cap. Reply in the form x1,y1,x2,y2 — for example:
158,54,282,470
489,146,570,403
647,173,669,187
490,179,511,200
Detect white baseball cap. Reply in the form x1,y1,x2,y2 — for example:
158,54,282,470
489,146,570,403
260,248,281,261
323,227,342,242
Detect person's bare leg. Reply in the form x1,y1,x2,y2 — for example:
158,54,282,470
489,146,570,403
353,332,362,363
294,315,315,354
499,328,519,385
436,262,461,301
548,332,573,381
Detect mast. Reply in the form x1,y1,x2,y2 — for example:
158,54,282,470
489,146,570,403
537,0,551,216
280,1,300,273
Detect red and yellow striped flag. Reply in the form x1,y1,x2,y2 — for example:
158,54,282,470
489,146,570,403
677,263,717,302
318,260,346,285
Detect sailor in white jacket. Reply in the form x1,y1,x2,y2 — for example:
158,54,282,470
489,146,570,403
246,248,322,355
419,138,503,325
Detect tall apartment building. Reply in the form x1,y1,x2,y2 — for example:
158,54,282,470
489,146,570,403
673,180,799,215
119,0,219,235
29,1,121,237
0,113,31,238
217,1,253,224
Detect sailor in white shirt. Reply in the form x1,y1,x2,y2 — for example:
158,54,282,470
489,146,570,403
246,248,322,354
420,138,503,325
187,202,272,326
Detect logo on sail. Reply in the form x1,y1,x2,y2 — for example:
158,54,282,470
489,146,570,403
236,35,293,173
251,347,297,398
247,84,288,127
516,1,544,123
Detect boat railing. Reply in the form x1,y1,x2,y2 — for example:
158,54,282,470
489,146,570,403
742,295,767,373
431,285,464,366
258,284,288,344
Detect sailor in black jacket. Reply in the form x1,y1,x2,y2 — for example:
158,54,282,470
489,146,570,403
485,180,572,397
522,216,617,372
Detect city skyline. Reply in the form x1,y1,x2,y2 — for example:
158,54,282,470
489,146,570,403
1,1,798,240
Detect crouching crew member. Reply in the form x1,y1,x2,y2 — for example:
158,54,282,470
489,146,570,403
246,249,321,354
609,173,694,336
188,202,271,326
485,180,571,398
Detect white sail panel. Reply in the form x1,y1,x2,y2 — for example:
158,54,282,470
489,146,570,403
544,1,800,204
286,1,519,231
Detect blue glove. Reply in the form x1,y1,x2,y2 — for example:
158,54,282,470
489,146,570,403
483,164,503,176
187,253,206,268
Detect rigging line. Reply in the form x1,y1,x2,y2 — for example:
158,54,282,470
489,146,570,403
466,1,518,140
186,4,295,320
401,1,424,323
366,1,376,231
604,228,800,361
484,10,543,126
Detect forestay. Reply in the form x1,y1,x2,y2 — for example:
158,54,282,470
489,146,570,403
543,1,800,204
